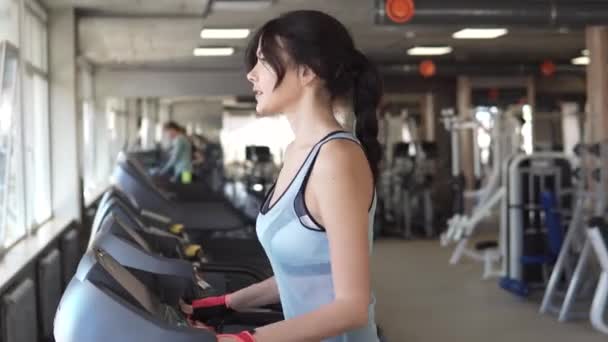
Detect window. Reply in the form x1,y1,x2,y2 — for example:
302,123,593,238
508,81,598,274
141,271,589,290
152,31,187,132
220,113,293,164
23,69,51,226
106,98,131,170
23,6,47,72
1,41,26,248
22,5,51,229
0,0,19,47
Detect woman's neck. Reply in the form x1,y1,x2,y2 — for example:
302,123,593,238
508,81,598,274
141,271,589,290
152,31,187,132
285,94,343,147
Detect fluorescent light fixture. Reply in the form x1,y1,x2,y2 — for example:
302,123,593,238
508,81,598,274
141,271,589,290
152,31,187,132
407,46,453,56
572,56,590,65
212,0,273,10
201,29,250,39
582,49,590,56
453,28,508,39
193,47,235,56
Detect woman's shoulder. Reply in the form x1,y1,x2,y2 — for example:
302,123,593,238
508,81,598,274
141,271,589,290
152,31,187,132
315,137,369,175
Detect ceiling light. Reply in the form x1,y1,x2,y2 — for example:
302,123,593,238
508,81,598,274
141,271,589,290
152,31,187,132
453,28,508,39
193,47,235,56
582,49,589,56
407,46,453,56
572,56,589,65
200,29,250,39
212,0,274,11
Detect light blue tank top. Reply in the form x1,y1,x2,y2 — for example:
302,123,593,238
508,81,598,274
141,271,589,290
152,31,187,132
256,131,379,342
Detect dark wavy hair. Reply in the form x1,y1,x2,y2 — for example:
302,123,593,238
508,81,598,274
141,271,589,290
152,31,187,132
163,121,184,132
245,10,383,181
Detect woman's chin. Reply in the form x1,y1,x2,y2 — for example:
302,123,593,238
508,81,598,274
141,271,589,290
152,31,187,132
255,105,271,116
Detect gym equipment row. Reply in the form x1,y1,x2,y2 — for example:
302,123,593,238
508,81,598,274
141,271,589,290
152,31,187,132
55,153,282,342
442,105,607,336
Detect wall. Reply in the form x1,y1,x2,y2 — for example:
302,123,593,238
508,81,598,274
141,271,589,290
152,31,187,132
171,100,223,141
95,69,251,98
49,8,82,222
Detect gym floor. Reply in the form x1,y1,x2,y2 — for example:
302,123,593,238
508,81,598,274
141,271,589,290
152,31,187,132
372,239,606,342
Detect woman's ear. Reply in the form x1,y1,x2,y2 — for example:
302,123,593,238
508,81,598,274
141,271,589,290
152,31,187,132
298,65,318,87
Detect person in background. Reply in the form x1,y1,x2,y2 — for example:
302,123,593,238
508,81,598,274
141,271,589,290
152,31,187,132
158,121,193,183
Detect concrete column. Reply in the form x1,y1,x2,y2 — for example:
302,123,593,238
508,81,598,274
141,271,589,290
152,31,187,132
561,102,581,155
159,102,171,123
527,76,536,112
49,8,82,222
94,98,111,184
140,98,158,149
457,76,475,190
421,92,436,142
125,98,140,149
586,27,608,143
586,27,608,212
157,102,171,144
527,76,540,151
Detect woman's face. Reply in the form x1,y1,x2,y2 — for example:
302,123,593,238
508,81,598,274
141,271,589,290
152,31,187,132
246,41,303,116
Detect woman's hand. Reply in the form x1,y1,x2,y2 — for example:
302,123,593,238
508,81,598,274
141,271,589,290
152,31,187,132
217,332,256,342
217,337,238,342
179,299,193,315
180,295,232,321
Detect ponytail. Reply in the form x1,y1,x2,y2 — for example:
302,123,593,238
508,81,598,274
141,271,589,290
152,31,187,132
351,50,383,182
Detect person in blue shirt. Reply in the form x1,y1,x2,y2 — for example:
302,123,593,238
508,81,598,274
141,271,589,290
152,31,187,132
182,10,383,342
158,121,193,183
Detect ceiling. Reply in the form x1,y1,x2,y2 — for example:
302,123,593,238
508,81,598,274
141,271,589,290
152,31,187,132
41,0,588,71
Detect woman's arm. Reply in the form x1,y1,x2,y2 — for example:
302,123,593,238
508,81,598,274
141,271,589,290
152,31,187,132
159,139,182,175
229,276,281,310
231,140,374,342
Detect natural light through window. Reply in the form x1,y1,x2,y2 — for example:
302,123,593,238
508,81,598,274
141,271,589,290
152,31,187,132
221,113,293,164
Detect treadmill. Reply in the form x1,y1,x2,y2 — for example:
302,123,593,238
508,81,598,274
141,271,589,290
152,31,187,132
89,213,268,298
89,218,283,326
89,190,273,280
113,152,252,239
55,246,282,342
54,248,217,342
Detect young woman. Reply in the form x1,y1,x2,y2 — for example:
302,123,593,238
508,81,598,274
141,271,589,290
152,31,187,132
185,10,383,342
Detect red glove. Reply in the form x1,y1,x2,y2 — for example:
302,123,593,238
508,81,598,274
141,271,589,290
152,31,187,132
217,331,256,342
184,294,233,321
192,294,232,308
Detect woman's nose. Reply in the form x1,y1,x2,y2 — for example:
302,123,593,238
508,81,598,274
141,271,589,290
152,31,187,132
246,68,257,84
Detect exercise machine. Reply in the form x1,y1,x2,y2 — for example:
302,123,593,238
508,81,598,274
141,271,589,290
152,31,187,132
54,247,268,342
499,152,574,296
586,217,608,335
540,142,608,331
441,107,522,279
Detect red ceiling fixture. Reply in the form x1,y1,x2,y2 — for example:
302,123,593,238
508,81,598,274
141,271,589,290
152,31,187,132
385,0,415,24
488,88,500,101
541,60,556,77
419,60,436,78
